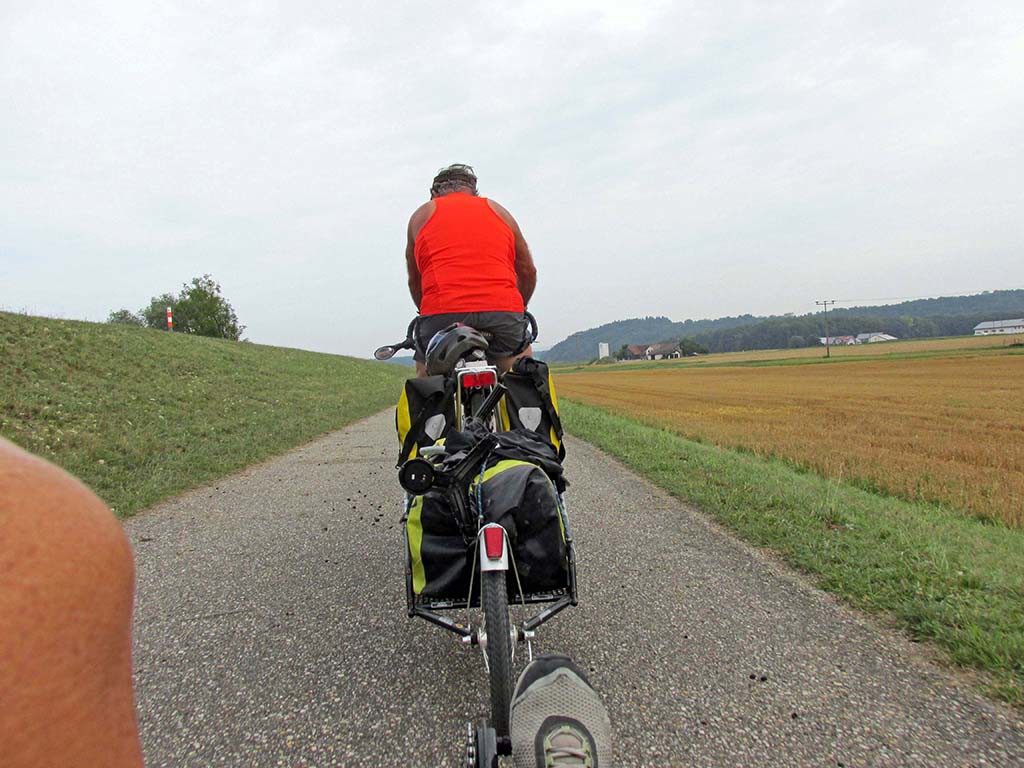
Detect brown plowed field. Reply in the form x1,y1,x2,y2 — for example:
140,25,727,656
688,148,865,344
557,353,1024,526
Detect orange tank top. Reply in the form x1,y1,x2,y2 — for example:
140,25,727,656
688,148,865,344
414,193,524,315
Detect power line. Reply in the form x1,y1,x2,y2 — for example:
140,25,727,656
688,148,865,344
815,299,835,358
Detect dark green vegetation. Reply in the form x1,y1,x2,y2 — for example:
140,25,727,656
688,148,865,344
110,273,244,340
829,289,1024,319
1,312,409,517
562,400,1024,703
543,289,1024,361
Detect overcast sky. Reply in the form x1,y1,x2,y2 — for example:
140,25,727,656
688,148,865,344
3,1,1023,356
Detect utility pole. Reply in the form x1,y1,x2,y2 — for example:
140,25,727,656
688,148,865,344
816,300,835,358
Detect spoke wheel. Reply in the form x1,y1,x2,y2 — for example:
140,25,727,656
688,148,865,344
481,569,513,737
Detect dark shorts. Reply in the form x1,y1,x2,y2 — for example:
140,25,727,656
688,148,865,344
414,311,531,363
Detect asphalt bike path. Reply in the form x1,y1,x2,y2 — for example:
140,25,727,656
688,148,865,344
128,410,1024,767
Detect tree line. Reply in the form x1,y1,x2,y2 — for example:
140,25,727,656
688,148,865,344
686,313,1009,353
829,289,1024,319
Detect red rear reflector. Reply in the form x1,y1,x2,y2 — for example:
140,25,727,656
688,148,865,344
483,527,504,559
462,371,497,388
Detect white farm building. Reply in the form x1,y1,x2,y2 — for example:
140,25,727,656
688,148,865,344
855,333,898,343
974,318,1024,335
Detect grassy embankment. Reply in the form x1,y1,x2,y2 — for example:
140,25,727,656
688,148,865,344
557,342,1024,703
1,312,409,517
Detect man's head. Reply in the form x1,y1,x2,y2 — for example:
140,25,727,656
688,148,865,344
430,164,478,198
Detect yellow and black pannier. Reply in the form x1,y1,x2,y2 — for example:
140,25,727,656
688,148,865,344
406,490,473,598
395,375,456,466
498,358,565,461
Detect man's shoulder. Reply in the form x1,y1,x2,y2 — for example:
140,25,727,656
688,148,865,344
408,200,436,238
486,199,519,232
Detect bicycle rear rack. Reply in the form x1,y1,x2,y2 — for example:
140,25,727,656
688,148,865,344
408,536,577,643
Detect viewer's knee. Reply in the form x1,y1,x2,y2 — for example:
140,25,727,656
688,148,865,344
0,439,141,767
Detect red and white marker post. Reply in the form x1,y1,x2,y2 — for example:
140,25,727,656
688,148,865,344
166,307,173,331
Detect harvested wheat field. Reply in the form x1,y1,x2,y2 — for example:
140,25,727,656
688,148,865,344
557,352,1024,526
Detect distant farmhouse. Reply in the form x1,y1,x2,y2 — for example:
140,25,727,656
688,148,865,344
820,335,857,346
647,342,682,360
622,342,683,360
856,333,898,343
820,333,898,346
974,318,1024,335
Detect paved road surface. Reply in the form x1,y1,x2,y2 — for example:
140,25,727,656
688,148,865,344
128,411,1023,766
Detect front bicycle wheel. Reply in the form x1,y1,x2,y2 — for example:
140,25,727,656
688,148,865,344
481,569,513,737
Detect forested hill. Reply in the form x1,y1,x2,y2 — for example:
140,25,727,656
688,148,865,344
832,290,1024,319
541,289,1024,362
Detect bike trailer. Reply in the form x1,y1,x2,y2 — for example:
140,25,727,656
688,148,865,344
498,358,565,461
405,454,568,602
395,375,456,465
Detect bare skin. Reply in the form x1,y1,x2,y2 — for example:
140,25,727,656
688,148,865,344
0,438,143,768
406,187,538,377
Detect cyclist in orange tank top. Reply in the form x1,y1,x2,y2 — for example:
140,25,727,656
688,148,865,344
406,164,538,377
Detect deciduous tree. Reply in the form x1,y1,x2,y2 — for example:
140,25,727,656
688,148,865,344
174,275,244,340
138,276,244,340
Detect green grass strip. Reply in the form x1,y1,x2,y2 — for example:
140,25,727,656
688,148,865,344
562,399,1024,703
1,312,409,517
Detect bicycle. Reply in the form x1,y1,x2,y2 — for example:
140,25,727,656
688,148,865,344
375,316,578,758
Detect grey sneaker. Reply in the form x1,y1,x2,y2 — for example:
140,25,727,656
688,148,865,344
510,654,613,767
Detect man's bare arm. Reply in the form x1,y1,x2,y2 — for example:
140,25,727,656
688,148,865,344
406,202,434,310
487,200,537,307
406,236,422,310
